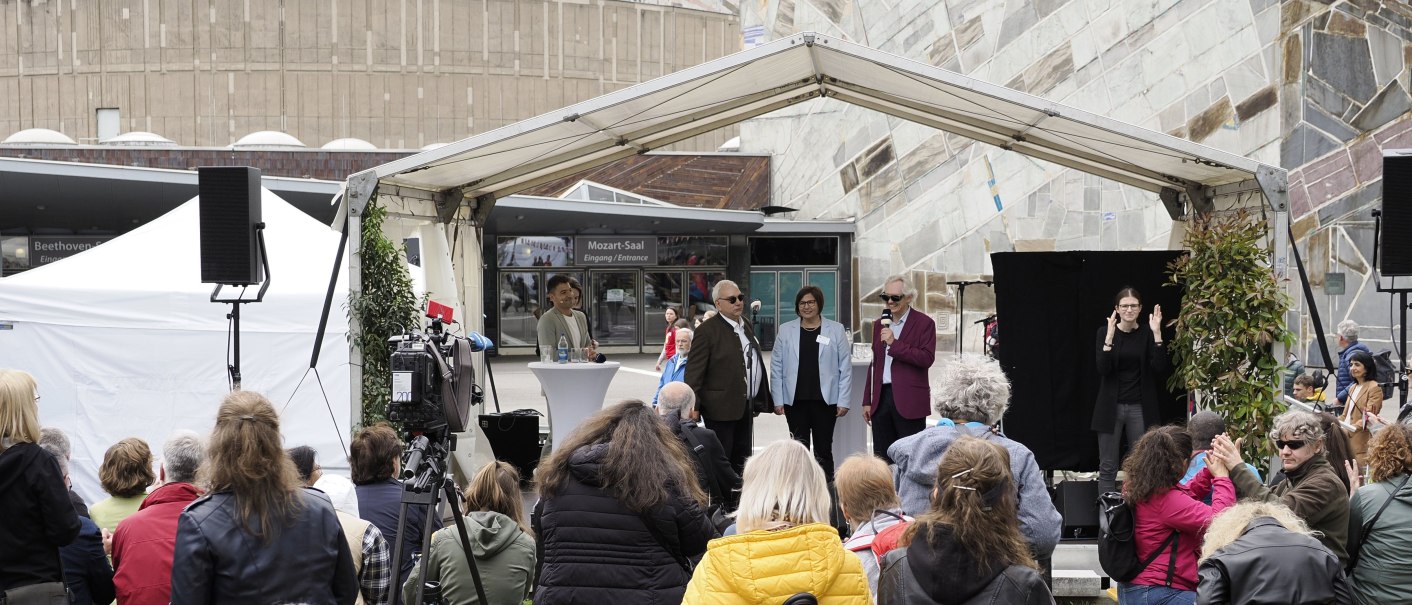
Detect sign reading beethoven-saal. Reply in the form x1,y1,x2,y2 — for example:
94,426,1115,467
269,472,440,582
29,236,115,267
575,236,657,266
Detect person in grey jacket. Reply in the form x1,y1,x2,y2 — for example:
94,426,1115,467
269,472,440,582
1346,423,1412,605
888,355,1062,563
771,285,853,481
1195,501,1350,605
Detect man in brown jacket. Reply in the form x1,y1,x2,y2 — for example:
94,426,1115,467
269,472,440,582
685,279,771,476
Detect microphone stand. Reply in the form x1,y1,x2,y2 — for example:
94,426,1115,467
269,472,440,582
945,280,992,355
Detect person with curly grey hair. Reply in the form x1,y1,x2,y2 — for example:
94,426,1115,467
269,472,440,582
1207,410,1351,563
887,355,1062,571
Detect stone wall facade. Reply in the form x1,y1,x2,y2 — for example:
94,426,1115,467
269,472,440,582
0,0,740,150
741,0,1412,361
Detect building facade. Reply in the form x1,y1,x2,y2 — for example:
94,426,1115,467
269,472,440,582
740,0,1412,363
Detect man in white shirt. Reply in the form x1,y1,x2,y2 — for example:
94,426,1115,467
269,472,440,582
684,279,771,476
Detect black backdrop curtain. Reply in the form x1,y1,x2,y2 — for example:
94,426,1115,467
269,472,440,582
993,251,1188,471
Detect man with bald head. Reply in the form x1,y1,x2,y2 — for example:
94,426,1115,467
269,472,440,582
685,279,771,476
658,382,740,511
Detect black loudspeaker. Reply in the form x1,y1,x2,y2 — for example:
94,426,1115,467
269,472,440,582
1382,153,1412,276
478,411,544,484
1055,479,1099,540
199,166,264,285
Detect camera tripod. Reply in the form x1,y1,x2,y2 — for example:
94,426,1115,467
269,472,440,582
388,431,488,605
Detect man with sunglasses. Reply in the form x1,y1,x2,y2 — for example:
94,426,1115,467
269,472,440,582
685,279,771,478
862,275,936,464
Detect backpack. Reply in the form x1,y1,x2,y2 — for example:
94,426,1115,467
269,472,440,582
1375,349,1396,400
1096,491,1179,585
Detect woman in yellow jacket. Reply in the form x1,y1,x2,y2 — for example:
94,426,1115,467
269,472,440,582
683,439,871,605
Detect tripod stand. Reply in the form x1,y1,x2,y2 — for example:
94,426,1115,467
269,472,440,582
388,431,488,605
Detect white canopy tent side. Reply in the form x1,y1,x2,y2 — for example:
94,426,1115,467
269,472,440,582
0,189,351,503
340,31,1290,444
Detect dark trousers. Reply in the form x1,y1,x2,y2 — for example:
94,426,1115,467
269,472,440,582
1097,402,1146,493
785,399,838,482
871,385,926,464
704,413,754,477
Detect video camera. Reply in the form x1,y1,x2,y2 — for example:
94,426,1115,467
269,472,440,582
389,301,492,436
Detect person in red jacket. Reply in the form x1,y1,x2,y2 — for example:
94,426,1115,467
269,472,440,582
1119,425,1235,604
110,430,205,605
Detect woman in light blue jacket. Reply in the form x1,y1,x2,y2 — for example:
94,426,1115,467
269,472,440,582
770,285,852,481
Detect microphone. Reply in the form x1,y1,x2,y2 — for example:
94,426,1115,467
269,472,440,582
881,308,893,328
749,300,761,313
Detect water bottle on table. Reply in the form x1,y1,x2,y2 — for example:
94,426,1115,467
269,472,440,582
557,334,570,363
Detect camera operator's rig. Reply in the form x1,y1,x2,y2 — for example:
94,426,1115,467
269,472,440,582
387,302,492,604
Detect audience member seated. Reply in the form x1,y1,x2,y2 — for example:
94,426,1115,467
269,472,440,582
534,400,713,603
657,381,740,515
352,423,426,578
877,436,1054,605
654,328,693,406
1346,422,1412,604
91,437,156,531
111,430,205,605
39,426,89,517
0,369,81,601
291,445,389,605
46,444,114,604
402,461,536,605
1196,501,1349,605
1181,411,1261,502
170,391,357,604
1292,373,1327,405
683,439,870,604
836,453,911,598
1212,410,1351,563
1119,426,1235,605
889,355,1061,566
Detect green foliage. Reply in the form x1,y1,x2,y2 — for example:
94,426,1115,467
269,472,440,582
350,199,419,428
1166,209,1293,464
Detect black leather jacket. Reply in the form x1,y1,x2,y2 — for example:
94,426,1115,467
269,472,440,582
170,487,358,605
1196,517,1351,605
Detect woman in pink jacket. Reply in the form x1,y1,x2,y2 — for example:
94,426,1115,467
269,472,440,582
1119,425,1235,605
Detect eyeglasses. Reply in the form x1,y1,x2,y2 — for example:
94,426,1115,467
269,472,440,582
1117,304,1141,309
1275,439,1307,451
880,294,904,303
34,395,41,403
716,295,744,304
798,299,818,307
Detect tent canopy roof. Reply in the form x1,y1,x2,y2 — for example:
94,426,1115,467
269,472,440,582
351,32,1285,219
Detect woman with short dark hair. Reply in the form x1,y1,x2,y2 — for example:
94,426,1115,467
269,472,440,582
170,391,356,604
770,285,852,481
1094,286,1169,494
1343,350,1385,466
533,400,713,603
351,423,425,577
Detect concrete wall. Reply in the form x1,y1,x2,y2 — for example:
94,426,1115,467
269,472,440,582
0,0,741,150
740,0,1412,361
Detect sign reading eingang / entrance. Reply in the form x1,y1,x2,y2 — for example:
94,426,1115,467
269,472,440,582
575,236,657,266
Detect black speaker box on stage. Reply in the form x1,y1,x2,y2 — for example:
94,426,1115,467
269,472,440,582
198,166,264,285
1381,153,1412,276
1056,479,1099,540
478,411,544,484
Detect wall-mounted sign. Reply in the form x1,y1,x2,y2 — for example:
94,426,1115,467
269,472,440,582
29,236,114,267
1324,272,1346,296
575,236,657,266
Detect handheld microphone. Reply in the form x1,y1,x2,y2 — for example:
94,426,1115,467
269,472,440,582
881,308,893,327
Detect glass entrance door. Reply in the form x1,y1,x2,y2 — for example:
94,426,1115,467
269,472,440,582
587,271,640,346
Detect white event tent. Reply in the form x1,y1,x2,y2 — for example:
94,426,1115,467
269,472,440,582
0,189,350,503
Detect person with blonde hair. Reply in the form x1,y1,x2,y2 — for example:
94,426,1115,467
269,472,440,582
877,436,1053,605
533,400,713,603
402,461,535,605
90,437,156,531
836,454,910,598
1194,501,1349,605
1211,409,1350,563
683,439,870,604
0,369,82,600
1346,423,1412,604
170,391,356,604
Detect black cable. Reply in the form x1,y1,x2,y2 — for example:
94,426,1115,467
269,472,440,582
280,367,351,461
225,311,234,391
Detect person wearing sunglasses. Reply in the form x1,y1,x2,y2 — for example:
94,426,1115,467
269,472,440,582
1206,410,1351,564
684,279,771,478
862,275,936,464
1094,286,1168,494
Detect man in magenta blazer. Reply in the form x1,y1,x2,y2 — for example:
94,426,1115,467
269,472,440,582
863,274,936,463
